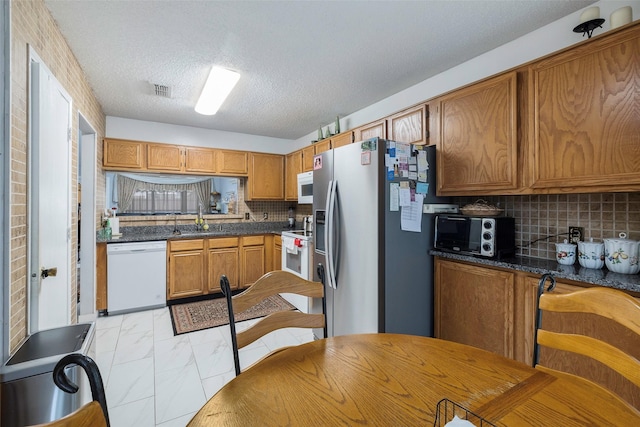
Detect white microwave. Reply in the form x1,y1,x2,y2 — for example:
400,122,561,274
297,171,313,204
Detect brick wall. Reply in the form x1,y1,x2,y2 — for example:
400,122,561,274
9,0,105,352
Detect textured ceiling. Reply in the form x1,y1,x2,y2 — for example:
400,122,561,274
44,0,595,140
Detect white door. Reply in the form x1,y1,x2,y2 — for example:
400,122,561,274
29,53,72,331
78,116,97,318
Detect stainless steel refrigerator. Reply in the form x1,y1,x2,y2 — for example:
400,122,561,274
312,139,450,338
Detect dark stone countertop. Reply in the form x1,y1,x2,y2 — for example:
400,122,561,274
97,222,293,244
430,250,640,294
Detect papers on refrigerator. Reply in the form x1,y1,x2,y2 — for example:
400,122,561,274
389,183,400,211
417,149,429,182
401,193,424,232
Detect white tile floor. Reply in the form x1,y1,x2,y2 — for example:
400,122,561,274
92,307,314,427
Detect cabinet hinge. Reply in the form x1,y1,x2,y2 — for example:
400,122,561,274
425,130,430,139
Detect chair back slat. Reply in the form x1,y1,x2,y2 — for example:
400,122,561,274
535,285,640,409
537,329,640,388
237,311,326,349
221,270,327,376
233,271,324,313
539,287,640,334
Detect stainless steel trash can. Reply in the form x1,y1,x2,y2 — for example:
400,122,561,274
0,322,96,427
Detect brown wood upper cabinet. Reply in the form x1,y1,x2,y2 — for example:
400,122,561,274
330,131,353,149
147,144,216,174
103,138,145,170
435,72,519,195
302,145,315,172
314,139,331,155
310,131,353,158
147,143,218,174
529,26,640,192
387,104,427,145
104,138,248,176
354,118,386,142
147,143,184,172
216,150,248,176
247,152,284,200
285,150,303,201
184,146,217,174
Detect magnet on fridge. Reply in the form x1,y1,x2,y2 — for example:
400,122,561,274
361,151,371,165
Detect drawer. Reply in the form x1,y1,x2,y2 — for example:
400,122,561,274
242,235,265,246
169,239,205,251
208,237,239,249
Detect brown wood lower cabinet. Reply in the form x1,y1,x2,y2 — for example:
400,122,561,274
167,234,269,301
167,239,207,300
208,237,239,294
273,235,282,271
435,257,640,410
434,258,514,359
240,235,265,287
96,243,107,311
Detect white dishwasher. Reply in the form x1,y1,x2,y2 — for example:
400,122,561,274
107,241,167,315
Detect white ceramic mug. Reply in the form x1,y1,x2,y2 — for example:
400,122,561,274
555,241,576,265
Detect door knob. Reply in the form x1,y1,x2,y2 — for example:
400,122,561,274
41,267,58,279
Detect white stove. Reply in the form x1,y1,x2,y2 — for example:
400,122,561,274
281,230,314,313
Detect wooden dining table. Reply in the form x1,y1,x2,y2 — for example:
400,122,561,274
187,333,640,426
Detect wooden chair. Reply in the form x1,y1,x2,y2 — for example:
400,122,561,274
30,353,110,427
534,283,640,409
221,270,326,376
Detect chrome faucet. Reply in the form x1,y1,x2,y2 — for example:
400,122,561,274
172,214,181,235
196,206,203,231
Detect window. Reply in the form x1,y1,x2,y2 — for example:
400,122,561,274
129,189,200,214
105,172,239,215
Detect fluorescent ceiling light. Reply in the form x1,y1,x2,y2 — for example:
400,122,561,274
195,66,240,115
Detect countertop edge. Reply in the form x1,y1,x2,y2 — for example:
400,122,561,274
431,250,640,294
97,223,290,244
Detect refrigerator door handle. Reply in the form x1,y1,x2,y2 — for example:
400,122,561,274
332,180,340,288
325,180,336,290
327,179,338,290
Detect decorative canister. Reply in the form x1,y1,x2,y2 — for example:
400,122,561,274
555,240,576,265
604,232,640,274
577,238,605,269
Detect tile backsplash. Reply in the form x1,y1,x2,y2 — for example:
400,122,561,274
456,193,640,260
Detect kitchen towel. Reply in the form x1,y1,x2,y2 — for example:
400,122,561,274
284,238,298,255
